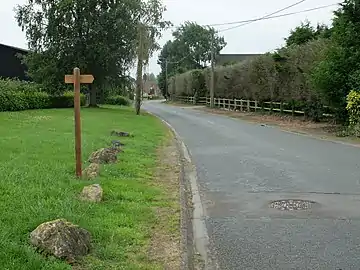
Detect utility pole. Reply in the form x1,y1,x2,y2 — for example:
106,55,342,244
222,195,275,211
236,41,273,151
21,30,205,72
210,31,215,108
135,24,144,115
165,58,168,100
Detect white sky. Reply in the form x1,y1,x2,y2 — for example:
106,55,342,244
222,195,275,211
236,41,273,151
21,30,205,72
1,0,339,77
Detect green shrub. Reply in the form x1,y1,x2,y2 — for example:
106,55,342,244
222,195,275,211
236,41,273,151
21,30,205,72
170,39,329,105
105,95,131,106
0,78,44,93
168,69,207,98
50,91,86,108
346,90,360,126
0,91,50,111
303,99,324,122
0,79,87,112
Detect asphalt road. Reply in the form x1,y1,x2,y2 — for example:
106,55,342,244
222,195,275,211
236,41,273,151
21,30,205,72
144,101,360,270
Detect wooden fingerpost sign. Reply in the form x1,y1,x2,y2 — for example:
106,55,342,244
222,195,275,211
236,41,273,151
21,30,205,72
65,68,94,178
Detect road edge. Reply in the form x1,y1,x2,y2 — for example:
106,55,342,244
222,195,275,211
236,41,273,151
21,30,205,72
194,107,360,148
145,110,217,270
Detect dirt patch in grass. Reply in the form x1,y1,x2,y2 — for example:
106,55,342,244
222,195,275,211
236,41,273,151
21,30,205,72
197,107,360,145
148,131,181,269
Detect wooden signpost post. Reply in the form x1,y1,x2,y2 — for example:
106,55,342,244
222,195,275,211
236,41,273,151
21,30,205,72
65,68,94,178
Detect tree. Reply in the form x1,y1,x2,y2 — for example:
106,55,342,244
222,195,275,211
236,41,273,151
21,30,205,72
285,20,331,46
311,0,360,122
157,22,226,96
15,0,169,106
148,73,156,81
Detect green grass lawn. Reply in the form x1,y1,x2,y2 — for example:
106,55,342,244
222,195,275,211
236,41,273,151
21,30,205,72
0,106,176,270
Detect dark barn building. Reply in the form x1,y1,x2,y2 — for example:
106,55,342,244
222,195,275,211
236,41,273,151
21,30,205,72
0,43,30,81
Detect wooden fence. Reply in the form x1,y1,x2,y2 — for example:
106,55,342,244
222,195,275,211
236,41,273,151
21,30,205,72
173,96,333,117
173,96,207,105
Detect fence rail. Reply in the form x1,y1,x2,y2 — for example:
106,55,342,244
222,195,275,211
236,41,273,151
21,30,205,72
174,96,207,105
173,96,333,117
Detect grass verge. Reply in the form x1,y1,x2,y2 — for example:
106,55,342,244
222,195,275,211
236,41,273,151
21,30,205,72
0,106,180,269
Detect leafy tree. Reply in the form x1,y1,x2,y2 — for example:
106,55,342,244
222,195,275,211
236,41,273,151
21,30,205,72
171,22,226,68
311,0,360,122
285,20,331,46
146,73,156,81
157,22,226,96
315,23,332,39
15,0,169,106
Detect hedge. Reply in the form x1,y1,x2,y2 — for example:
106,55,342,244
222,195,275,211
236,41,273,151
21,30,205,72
168,39,329,103
105,95,131,106
0,79,86,112
344,90,360,136
0,91,86,112
346,90,360,126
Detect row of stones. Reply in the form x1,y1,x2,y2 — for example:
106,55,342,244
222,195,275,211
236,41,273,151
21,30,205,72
29,130,131,264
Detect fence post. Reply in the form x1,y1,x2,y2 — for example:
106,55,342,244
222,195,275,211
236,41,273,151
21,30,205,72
292,102,295,117
228,99,231,110
270,101,273,114
234,99,237,111
247,100,250,112
255,101,258,112
240,100,243,111
280,101,284,114
223,98,226,109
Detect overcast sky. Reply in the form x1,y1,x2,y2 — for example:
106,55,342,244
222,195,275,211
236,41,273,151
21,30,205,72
1,0,339,77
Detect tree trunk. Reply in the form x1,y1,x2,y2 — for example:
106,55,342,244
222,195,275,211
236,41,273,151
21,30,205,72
88,84,99,108
135,25,144,115
135,56,143,115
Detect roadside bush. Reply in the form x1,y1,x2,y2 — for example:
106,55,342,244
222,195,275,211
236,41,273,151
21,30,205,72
0,91,86,112
102,85,130,101
105,95,131,106
303,99,324,122
0,91,49,111
0,78,44,93
346,90,360,126
0,79,86,111
344,90,360,136
170,39,329,105
50,91,86,108
168,69,207,98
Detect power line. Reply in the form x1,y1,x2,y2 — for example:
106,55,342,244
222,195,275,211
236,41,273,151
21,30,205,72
166,0,305,29
218,3,339,32
166,3,338,32
167,0,308,29
160,2,339,66
210,0,308,28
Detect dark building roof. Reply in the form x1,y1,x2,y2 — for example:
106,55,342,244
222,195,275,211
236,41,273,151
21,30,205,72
0,43,30,81
215,53,263,66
